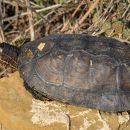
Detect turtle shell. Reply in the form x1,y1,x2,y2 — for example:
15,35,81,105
19,34,130,112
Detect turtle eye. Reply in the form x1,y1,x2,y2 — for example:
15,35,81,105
124,42,129,45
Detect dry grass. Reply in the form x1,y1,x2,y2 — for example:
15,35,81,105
0,0,130,44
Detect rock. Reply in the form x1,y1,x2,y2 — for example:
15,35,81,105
0,72,130,130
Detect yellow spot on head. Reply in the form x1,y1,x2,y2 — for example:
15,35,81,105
26,49,33,59
38,42,45,51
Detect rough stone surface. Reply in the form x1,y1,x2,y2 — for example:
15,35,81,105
0,72,130,130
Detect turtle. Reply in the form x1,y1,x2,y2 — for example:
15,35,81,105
0,34,130,112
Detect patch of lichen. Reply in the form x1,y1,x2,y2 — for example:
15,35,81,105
26,49,33,59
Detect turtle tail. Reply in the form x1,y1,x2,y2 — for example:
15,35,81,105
0,43,20,69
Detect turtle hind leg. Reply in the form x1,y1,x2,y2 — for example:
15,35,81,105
24,82,51,101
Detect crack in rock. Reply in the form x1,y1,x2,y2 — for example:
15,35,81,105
31,99,70,130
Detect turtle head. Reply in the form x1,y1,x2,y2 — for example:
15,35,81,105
0,42,20,69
